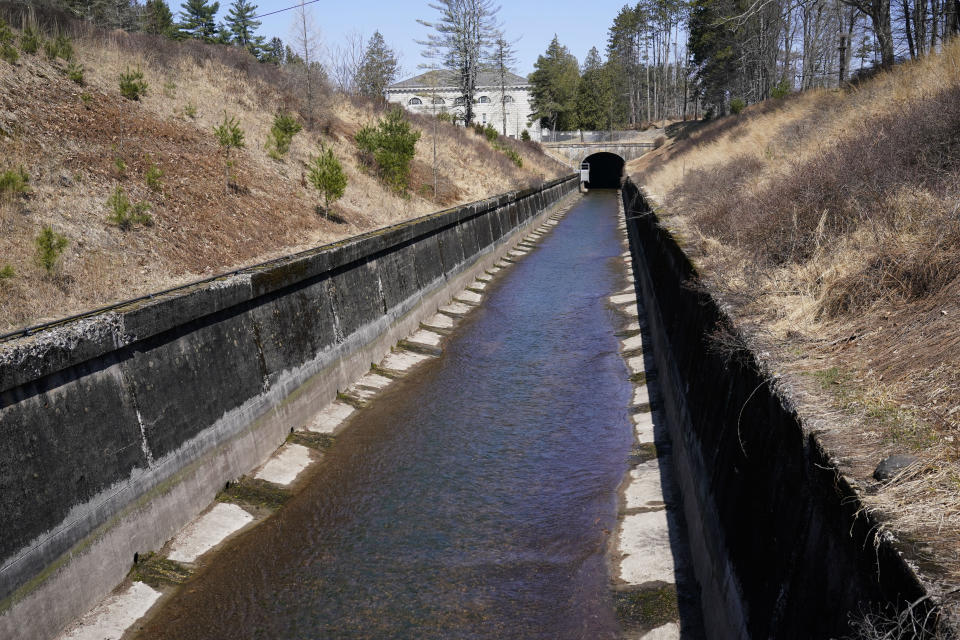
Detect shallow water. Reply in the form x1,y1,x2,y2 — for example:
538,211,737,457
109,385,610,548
137,190,637,640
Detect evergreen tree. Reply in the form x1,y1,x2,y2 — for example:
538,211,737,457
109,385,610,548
529,35,580,133
575,47,613,130
261,36,284,64
355,31,399,100
179,0,219,42
225,0,260,50
143,0,175,36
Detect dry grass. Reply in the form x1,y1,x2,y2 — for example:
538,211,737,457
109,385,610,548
630,38,960,622
0,8,566,332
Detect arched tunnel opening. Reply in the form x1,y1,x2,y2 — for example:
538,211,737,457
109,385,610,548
583,152,625,189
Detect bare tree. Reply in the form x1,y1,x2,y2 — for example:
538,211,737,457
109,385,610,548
418,0,501,126
290,0,323,125
328,31,365,94
490,31,518,136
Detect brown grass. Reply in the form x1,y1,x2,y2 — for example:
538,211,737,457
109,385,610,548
0,6,566,332
630,38,960,621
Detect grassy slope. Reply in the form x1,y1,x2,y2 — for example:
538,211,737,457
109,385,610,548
629,39,960,617
0,24,565,331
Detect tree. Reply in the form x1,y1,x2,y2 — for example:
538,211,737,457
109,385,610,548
354,107,421,193
490,32,518,135
143,0,175,36
261,36,284,64
576,47,614,130
225,0,261,51
356,31,399,100
34,226,68,277
290,0,322,125
417,0,501,126
213,113,245,193
841,0,895,68
307,144,347,216
179,0,219,42
529,35,580,133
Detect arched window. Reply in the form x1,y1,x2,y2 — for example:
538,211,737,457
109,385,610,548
454,97,465,106
478,95,491,103
408,97,422,105
502,95,514,103
432,97,445,105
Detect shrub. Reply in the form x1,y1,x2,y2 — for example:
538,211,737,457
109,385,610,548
501,147,522,168
34,226,68,275
114,157,126,176
80,92,93,108
771,80,791,99
266,112,302,160
213,113,245,192
67,60,84,85
354,107,420,193
107,185,152,229
183,103,197,119
520,129,531,141
144,160,163,192
119,68,148,100
436,111,452,123
730,98,746,115
307,144,347,216
0,166,29,195
19,26,40,54
0,23,17,64
43,34,72,61
483,124,498,143
0,264,14,280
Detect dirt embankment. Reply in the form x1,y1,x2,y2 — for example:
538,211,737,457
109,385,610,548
629,39,960,626
0,18,565,332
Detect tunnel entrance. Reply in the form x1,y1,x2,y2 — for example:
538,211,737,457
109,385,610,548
583,152,625,189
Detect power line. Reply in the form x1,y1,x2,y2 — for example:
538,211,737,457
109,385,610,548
251,0,321,20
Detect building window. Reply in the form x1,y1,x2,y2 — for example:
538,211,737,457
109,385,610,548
408,97,422,105
503,95,514,103
432,97,445,105
482,113,487,123
478,96,491,103
454,97,465,106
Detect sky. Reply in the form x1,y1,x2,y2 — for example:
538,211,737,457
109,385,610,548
208,0,630,78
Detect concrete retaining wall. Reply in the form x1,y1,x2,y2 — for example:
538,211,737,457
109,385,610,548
621,180,938,638
0,175,578,639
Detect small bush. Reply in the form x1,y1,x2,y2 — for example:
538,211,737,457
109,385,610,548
266,112,302,160
502,147,522,167
114,157,126,176
771,80,791,99
19,26,40,54
0,166,29,195
0,264,14,280
0,42,18,65
107,185,152,229
34,225,68,275
43,34,72,61
729,98,746,115
213,113,245,192
520,129,531,141
436,111,452,123
144,161,163,192
119,68,148,100
483,124,498,143
183,103,197,119
354,107,420,193
0,18,13,46
307,144,347,215
66,60,84,85
80,92,93,108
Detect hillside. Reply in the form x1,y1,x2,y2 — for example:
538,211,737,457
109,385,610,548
0,14,566,333
630,39,960,624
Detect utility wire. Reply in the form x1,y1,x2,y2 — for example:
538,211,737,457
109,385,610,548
251,0,321,20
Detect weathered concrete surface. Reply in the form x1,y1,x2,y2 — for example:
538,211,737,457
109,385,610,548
254,443,313,486
167,503,254,564
0,175,579,640
56,582,160,640
621,179,940,638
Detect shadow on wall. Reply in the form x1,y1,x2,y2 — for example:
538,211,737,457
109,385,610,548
585,153,625,188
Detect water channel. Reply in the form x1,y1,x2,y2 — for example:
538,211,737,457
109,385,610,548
135,190,666,639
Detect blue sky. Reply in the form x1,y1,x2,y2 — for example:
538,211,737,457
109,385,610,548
207,0,629,78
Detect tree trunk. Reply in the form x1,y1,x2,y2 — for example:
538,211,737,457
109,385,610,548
872,0,897,67
904,0,916,58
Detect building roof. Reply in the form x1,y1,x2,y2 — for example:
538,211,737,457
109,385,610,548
388,69,530,90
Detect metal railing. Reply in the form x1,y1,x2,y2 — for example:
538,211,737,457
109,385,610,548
540,130,649,144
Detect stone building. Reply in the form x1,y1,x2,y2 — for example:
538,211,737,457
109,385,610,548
385,69,542,140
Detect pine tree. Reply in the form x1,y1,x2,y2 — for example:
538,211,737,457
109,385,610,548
143,0,175,36
575,47,613,130
261,36,284,64
529,35,580,133
225,0,260,50
179,0,219,42
355,31,399,100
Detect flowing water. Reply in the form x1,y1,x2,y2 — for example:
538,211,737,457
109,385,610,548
137,190,639,639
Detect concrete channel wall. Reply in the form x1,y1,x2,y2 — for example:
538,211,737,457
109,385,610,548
0,175,578,640
621,180,939,638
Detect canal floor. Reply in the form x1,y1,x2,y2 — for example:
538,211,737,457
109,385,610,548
134,190,673,639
